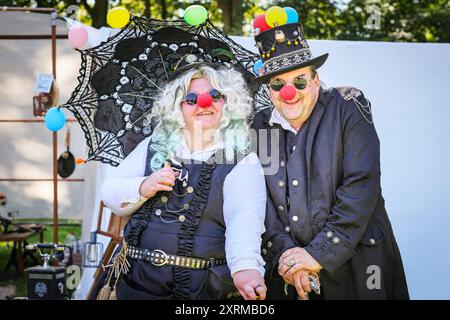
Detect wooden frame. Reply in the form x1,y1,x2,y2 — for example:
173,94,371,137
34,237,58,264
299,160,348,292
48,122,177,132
95,201,130,242
87,202,130,298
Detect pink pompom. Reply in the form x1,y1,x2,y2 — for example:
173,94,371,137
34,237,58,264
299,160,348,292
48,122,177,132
253,14,271,33
68,27,88,49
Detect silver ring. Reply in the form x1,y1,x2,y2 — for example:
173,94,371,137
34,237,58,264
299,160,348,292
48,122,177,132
255,283,264,290
286,258,296,268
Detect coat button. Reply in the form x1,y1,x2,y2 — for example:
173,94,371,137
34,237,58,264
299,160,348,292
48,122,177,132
332,236,340,245
267,241,272,248
262,248,267,255
278,180,285,187
280,161,285,168
285,226,290,232
278,205,284,211
326,231,333,239
292,215,299,222
369,238,376,245
292,179,299,187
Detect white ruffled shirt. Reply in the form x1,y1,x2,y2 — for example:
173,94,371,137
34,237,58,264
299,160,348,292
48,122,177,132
100,136,266,277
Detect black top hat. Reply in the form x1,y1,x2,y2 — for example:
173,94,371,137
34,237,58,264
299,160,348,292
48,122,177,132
254,22,328,83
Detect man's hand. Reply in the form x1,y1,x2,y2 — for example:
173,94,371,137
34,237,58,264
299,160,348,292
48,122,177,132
291,270,320,300
278,247,323,281
232,269,267,300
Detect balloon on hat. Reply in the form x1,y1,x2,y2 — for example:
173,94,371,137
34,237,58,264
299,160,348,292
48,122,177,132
265,6,288,27
253,14,271,33
44,107,66,131
107,7,130,29
284,7,299,24
68,26,88,49
184,5,208,26
253,59,264,75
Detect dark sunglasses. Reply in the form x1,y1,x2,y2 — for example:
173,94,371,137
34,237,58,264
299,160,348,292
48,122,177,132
269,76,310,92
183,89,224,106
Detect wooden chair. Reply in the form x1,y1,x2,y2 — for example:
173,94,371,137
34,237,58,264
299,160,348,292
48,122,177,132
87,201,130,298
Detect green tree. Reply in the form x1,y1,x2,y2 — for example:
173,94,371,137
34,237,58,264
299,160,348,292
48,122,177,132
338,0,450,42
1,0,449,42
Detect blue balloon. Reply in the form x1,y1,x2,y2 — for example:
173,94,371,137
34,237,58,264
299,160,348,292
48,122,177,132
44,107,66,131
253,59,264,75
284,7,299,24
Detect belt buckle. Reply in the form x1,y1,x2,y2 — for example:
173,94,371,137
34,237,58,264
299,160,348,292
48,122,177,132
151,249,168,267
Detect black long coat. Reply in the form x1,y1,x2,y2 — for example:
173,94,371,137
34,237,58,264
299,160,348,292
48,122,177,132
251,87,409,299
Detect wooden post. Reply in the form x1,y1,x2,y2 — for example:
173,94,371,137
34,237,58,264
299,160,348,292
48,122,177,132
51,11,59,244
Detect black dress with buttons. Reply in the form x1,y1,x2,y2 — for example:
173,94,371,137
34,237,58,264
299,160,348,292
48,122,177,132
115,141,241,300
252,87,409,299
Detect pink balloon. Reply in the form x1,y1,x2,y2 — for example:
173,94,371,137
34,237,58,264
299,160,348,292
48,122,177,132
68,27,88,49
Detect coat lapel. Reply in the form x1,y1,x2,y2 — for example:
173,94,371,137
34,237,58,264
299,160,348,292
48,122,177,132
305,90,329,178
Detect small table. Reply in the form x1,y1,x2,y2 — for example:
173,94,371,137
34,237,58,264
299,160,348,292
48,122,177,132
0,224,46,277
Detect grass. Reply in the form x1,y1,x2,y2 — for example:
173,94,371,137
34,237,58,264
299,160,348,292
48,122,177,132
0,219,81,298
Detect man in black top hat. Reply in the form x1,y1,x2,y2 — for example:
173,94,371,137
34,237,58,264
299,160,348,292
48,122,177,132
251,7,409,299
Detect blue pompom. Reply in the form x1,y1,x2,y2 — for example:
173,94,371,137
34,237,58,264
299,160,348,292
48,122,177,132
253,59,264,75
44,107,66,131
284,7,299,24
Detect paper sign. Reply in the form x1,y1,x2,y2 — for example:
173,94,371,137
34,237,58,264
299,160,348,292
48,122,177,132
34,73,54,93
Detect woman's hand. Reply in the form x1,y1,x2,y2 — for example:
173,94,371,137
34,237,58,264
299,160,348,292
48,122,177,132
232,269,267,300
139,167,179,199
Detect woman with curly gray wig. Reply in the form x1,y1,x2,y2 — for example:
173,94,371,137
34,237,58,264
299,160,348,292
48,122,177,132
101,64,267,300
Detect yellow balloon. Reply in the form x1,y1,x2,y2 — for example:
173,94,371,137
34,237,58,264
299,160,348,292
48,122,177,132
107,7,130,29
265,6,288,27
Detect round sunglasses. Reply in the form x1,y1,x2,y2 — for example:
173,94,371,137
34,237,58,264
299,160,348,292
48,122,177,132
183,89,224,106
269,76,310,92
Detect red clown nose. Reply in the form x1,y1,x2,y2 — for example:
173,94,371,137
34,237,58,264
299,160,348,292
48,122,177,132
197,93,213,108
279,85,296,101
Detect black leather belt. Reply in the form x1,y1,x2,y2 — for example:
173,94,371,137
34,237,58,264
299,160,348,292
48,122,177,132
126,246,226,270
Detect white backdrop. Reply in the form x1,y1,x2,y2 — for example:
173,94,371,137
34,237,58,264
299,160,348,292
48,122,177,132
234,37,450,299
1,12,449,299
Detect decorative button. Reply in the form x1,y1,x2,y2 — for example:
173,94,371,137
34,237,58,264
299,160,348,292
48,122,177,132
326,231,333,239
160,196,168,203
178,215,186,222
267,241,272,248
262,248,267,255
285,226,290,232
280,161,285,168
292,146,296,151
332,236,340,245
292,179,299,186
292,215,299,222
278,205,284,211
278,181,285,187
183,203,190,210
187,186,194,194
369,239,376,245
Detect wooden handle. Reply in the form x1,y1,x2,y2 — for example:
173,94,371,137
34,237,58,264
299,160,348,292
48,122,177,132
66,128,71,149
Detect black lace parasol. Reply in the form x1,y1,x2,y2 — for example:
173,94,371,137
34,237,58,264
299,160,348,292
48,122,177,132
63,16,272,166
